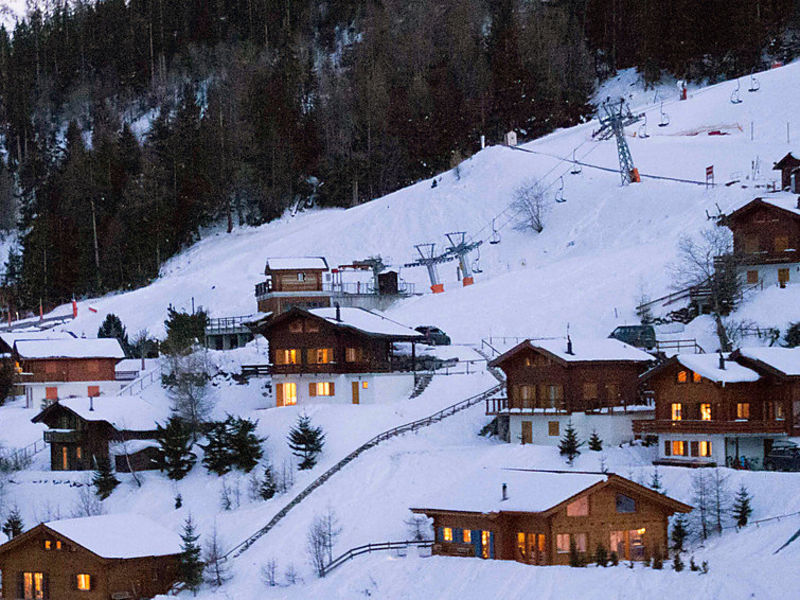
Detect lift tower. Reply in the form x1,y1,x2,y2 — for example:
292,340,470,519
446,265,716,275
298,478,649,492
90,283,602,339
593,98,644,185
444,232,483,287
404,244,455,294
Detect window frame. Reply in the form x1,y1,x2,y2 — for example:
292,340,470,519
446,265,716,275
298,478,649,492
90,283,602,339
615,493,637,514
566,495,589,517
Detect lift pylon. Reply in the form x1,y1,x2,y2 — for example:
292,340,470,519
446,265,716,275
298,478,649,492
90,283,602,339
444,232,483,287
404,243,454,293
592,98,643,185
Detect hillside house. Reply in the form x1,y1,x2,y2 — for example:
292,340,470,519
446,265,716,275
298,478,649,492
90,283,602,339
254,257,332,315
14,338,126,408
635,349,800,468
773,152,800,190
411,470,691,566
486,338,654,446
0,514,180,600
32,396,166,472
252,305,424,406
721,194,800,287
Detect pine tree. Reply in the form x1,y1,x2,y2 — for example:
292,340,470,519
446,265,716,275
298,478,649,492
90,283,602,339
568,537,584,567
594,543,608,567
178,515,204,594
587,429,603,451
558,420,583,465
673,553,684,572
650,466,663,492
671,514,688,552
228,416,264,472
785,322,800,347
731,484,753,528
97,313,130,355
610,551,619,566
2,507,24,538
156,416,197,480
288,415,325,470
689,556,699,571
202,420,234,476
92,457,120,500
259,464,277,500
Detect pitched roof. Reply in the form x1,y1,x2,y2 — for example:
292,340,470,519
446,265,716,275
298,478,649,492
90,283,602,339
265,257,329,271
257,306,424,340
14,338,125,360
411,469,691,516
732,347,800,378
0,331,75,351
45,514,181,559
773,152,800,169
32,395,167,431
489,337,653,368
723,195,800,223
641,353,760,384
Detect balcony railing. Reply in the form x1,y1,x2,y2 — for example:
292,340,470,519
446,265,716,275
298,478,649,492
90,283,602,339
485,396,651,416
732,249,800,266
44,430,86,444
632,419,789,435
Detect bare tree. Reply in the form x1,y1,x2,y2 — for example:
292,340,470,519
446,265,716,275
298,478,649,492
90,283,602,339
710,468,730,534
671,228,741,351
404,514,432,541
165,351,214,440
512,178,550,233
73,479,103,517
260,559,278,587
307,507,342,577
284,563,299,585
690,469,712,540
203,524,231,587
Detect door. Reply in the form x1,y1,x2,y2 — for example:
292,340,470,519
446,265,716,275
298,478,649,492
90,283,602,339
521,421,532,445
481,530,492,559
778,268,790,287
351,381,360,405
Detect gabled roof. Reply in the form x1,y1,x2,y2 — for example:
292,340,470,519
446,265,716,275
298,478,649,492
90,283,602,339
0,331,75,352
14,338,125,360
255,306,424,341
265,257,329,272
722,195,800,224
32,395,167,431
410,469,691,517
773,152,800,170
489,338,653,369
640,353,760,384
0,515,182,560
730,347,800,379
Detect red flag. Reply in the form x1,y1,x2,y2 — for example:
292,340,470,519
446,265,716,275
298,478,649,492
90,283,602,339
72,299,78,319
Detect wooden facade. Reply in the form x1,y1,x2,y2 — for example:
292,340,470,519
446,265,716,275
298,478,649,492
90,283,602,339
723,198,800,268
0,523,178,600
255,258,331,314
412,473,691,566
19,357,119,384
773,152,800,190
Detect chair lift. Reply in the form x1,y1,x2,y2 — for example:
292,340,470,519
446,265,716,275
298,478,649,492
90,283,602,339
748,70,760,92
555,176,566,203
570,149,582,174
730,79,743,104
638,112,650,138
658,101,670,127
489,219,501,245
472,247,483,274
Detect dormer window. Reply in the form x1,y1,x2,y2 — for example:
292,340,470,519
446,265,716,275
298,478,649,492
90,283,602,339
615,494,636,513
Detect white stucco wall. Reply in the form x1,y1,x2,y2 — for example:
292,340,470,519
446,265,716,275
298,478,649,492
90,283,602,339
272,372,415,407
739,262,800,287
656,433,784,467
507,410,654,447
24,380,125,408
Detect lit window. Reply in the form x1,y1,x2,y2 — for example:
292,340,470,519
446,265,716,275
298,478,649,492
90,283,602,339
76,447,83,460
556,533,570,553
275,349,298,365
699,441,712,457
692,371,702,384
23,572,45,600
362,381,368,389
443,527,453,542
671,403,682,421
307,348,334,364
44,540,52,550
700,404,712,421
671,441,685,456
616,494,636,513
76,573,91,590
677,370,688,384
309,382,335,397
462,529,471,543
276,382,297,406
566,496,589,517
56,541,61,550
517,532,526,557
737,403,750,420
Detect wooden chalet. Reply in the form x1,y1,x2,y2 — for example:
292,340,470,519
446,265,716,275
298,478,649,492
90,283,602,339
486,338,654,446
721,194,800,287
251,305,423,406
635,349,800,467
0,514,181,600
254,257,331,314
32,396,166,472
14,338,126,408
411,469,691,566
772,152,800,190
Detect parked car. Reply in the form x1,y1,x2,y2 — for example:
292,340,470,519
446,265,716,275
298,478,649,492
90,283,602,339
764,441,800,471
608,325,656,350
415,326,451,346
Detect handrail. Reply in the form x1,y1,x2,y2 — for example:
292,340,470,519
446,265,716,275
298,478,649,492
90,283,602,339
118,365,161,397
222,381,503,560
322,539,433,577
0,438,47,468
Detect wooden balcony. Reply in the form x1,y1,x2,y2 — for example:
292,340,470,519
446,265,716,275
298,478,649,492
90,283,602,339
632,419,789,435
44,429,86,444
485,396,650,416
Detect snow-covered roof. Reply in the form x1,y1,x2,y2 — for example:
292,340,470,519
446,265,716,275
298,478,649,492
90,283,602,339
492,338,653,366
758,194,800,218
0,331,75,348
266,257,329,271
45,514,181,559
115,358,160,373
413,469,608,514
676,353,760,384
110,439,160,455
54,395,167,431
737,347,800,377
309,307,424,339
15,338,125,360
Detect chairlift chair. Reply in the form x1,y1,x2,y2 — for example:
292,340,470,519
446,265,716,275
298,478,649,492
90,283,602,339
730,79,743,104
748,71,760,92
471,247,483,274
489,219,501,245
638,112,650,138
555,176,566,203
570,149,582,174
658,101,670,127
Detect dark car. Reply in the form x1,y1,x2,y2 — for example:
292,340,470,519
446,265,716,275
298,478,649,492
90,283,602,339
608,325,656,350
764,442,800,471
415,326,451,346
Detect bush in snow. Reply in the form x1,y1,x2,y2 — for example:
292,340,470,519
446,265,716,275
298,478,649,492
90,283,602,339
568,537,584,567
178,515,204,593
587,429,603,451
261,559,278,587
731,484,753,528
651,548,663,570
92,457,119,500
689,556,699,571
784,322,800,347
288,415,325,470
672,553,684,572
558,420,583,465
156,416,197,480
594,543,608,567
0,355,14,407
609,551,619,566
649,466,663,492
1,507,24,538
511,178,549,233
404,514,432,541
73,478,103,517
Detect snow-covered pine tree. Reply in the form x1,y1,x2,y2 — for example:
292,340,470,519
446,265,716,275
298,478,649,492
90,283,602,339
558,420,583,465
731,484,753,528
671,513,688,552
156,416,197,480
92,457,119,500
650,466,663,492
1,507,24,538
178,515,204,594
201,419,234,476
259,464,277,500
288,415,326,470
588,429,603,451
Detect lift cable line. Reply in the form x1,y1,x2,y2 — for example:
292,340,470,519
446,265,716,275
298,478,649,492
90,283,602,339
592,98,644,185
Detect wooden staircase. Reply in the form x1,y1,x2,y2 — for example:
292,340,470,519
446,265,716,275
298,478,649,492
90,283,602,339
410,373,433,398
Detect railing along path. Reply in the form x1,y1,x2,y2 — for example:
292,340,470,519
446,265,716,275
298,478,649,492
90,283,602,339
321,539,433,577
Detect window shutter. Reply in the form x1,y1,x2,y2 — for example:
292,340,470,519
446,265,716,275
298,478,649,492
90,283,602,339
489,532,496,559
309,383,317,397
473,531,481,557
276,384,284,407
454,528,461,543
329,382,335,395
17,572,24,599
89,574,95,591
436,527,443,541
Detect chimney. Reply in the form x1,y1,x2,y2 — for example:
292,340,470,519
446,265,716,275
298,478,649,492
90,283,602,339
718,352,726,370
566,335,574,355
501,483,508,501
335,302,341,322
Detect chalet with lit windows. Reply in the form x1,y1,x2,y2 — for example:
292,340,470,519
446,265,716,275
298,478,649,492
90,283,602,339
14,338,126,408
720,194,800,287
773,152,800,190
31,395,167,472
635,348,800,468
486,338,654,446
411,469,691,566
0,332,77,399
254,257,332,314
0,514,181,600
252,305,424,406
